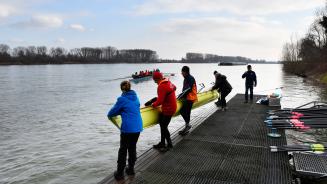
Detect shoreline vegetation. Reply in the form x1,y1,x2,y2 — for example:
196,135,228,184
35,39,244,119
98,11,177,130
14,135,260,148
281,2,327,84
0,44,272,65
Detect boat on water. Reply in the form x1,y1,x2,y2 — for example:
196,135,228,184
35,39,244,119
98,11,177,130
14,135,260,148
129,75,153,83
218,62,247,66
109,90,219,129
130,70,176,83
132,69,160,79
131,73,152,79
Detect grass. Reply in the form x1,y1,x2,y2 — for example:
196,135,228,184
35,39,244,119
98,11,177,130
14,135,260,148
321,73,327,84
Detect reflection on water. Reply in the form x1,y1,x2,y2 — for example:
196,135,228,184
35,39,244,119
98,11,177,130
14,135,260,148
0,63,326,184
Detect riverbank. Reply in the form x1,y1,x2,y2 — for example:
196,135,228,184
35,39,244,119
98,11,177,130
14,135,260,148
283,61,327,85
319,72,327,84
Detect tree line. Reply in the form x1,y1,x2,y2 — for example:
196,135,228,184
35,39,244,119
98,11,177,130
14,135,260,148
0,44,268,65
182,52,266,63
0,45,159,64
281,2,327,77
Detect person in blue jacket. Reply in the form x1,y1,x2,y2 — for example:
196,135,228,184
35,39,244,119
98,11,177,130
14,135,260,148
107,81,143,181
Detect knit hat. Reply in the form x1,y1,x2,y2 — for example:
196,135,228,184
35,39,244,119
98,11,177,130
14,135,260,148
152,71,163,80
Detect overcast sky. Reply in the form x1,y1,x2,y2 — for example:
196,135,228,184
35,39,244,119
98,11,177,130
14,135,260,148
0,0,325,60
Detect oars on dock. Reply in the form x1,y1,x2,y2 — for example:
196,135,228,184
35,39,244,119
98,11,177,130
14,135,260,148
266,102,327,138
266,115,327,120
268,109,327,116
266,117,327,137
268,106,327,112
266,118,327,129
270,144,326,152
265,118,327,124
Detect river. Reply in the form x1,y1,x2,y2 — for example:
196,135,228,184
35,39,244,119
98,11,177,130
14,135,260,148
0,63,326,184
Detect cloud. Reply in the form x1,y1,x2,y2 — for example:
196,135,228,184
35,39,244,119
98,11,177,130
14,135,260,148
151,17,291,60
69,24,86,32
12,15,63,29
135,0,325,15
0,4,16,18
7,38,27,45
55,38,66,44
159,17,288,43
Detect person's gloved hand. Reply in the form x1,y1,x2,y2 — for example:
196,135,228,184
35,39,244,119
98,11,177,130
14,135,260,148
144,97,157,106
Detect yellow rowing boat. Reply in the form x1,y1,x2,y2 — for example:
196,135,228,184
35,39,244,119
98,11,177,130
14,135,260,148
110,90,219,129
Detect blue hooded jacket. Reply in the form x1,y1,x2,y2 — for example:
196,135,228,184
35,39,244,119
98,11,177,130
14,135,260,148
107,90,143,133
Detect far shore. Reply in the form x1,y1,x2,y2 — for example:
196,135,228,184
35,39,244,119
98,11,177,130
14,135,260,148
0,61,280,66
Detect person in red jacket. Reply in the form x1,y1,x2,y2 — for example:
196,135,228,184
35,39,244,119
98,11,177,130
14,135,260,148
145,71,177,152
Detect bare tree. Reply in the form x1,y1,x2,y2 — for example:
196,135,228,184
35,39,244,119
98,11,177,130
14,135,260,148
0,44,10,55
36,46,47,56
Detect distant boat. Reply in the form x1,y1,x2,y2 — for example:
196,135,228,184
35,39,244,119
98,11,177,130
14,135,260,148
218,62,247,66
131,73,152,79
131,69,160,79
130,75,153,83
130,70,175,84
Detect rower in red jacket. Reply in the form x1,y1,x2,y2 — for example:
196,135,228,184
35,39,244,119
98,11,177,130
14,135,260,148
145,71,177,152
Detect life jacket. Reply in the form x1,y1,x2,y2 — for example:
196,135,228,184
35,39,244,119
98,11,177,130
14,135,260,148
187,83,198,102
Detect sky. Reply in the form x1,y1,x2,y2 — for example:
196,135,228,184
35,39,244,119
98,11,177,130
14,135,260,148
0,0,326,61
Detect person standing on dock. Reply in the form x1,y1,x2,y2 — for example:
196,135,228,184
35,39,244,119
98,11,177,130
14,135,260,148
212,71,232,111
146,71,177,152
178,66,198,135
242,65,257,103
107,81,143,180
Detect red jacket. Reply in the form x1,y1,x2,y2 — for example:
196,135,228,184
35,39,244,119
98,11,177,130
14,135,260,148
152,79,177,116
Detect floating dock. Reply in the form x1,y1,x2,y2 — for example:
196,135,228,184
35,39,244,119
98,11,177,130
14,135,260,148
99,94,292,184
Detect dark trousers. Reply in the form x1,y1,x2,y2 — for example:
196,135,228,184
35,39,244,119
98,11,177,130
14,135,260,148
159,114,172,145
180,100,193,125
117,132,140,173
220,89,231,108
245,85,253,101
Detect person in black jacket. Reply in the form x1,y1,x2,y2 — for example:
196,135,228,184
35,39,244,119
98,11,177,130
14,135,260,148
242,65,257,103
178,66,197,135
212,71,232,111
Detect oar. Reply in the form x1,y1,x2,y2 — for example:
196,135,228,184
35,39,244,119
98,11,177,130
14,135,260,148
266,114,327,120
265,117,327,122
265,119,327,126
162,72,176,76
105,75,132,82
267,124,327,130
269,108,327,115
270,144,326,152
268,107,327,113
197,83,205,93
177,88,191,100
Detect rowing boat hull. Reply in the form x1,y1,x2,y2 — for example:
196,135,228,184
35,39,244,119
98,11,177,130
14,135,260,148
109,90,219,129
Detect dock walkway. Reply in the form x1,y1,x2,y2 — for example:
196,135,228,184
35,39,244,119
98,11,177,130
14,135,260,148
99,94,292,184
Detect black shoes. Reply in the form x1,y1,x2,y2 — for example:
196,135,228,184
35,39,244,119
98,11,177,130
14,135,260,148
179,125,191,136
153,142,173,152
159,143,173,152
114,171,124,181
153,142,165,149
125,167,135,175
114,166,135,180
